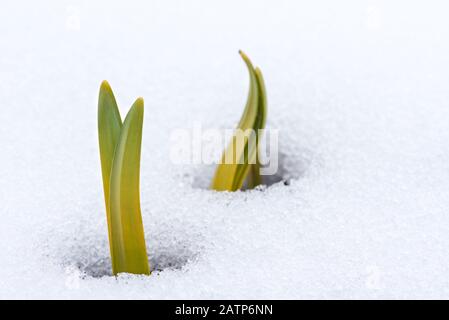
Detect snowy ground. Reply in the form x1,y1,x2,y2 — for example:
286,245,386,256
1,0,449,299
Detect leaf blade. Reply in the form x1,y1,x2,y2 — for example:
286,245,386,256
211,51,267,191
98,80,122,269
246,67,268,189
109,98,150,275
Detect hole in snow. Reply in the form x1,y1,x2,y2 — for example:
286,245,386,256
73,255,112,278
56,234,112,278
190,149,309,190
146,222,203,273
59,238,199,278
46,215,202,278
148,243,198,272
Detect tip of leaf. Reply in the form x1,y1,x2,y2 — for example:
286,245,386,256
135,97,144,108
100,80,112,91
238,50,256,70
130,97,144,115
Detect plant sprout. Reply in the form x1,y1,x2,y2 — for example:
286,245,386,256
211,51,267,191
96,51,264,274
98,81,150,276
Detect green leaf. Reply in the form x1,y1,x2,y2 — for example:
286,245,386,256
247,67,268,189
98,82,149,276
211,51,267,191
109,98,150,275
98,80,122,266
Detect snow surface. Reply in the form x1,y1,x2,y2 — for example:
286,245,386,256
1,0,449,299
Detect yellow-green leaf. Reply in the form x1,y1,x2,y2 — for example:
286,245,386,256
211,51,267,191
98,80,122,265
246,67,268,189
109,98,150,275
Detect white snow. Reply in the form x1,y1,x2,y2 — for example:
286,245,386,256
1,0,449,299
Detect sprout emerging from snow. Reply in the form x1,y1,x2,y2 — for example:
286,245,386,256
95,51,265,276
98,81,150,276
211,51,268,191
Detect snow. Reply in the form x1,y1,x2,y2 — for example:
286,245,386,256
1,0,449,299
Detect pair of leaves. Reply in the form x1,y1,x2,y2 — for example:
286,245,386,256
211,51,267,191
97,52,264,274
98,81,149,275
